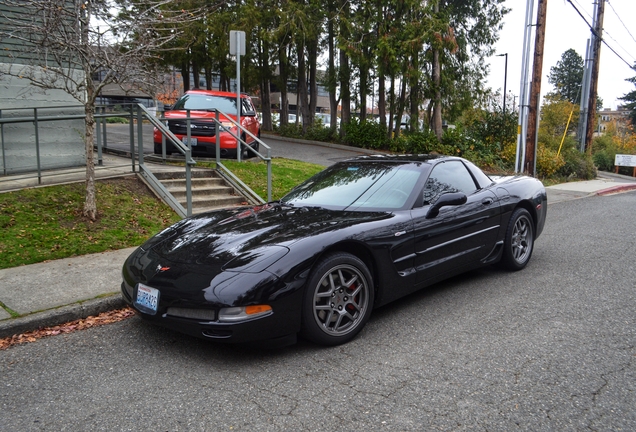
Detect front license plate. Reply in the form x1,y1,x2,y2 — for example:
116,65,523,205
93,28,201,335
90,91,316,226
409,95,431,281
134,283,160,315
182,137,198,146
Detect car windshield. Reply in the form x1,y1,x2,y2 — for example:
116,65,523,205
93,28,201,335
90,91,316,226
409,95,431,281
281,162,423,211
173,94,238,114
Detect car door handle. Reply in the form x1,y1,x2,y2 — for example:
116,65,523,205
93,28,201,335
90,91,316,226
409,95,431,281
482,198,494,205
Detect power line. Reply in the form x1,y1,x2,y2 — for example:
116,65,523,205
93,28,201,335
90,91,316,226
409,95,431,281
565,0,636,70
606,0,636,46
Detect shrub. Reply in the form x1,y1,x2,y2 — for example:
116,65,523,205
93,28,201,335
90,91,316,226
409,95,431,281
105,116,128,124
304,124,338,142
558,147,596,179
341,118,389,149
536,144,565,178
593,149,615,171
278,123,303,139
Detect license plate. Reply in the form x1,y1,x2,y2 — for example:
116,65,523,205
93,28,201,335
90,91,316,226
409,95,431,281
182,137,198,146
134,283,160,315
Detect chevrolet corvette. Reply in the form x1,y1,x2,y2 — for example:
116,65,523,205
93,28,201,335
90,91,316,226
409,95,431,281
121,154,547,346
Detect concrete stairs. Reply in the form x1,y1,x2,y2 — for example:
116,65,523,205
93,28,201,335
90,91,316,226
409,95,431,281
152,170,248,214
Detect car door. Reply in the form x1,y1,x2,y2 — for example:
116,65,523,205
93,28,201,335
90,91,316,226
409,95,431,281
410,160,501,284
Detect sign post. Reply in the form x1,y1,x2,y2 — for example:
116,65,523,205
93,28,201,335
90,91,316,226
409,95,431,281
614,154,636,177
230,30,246,161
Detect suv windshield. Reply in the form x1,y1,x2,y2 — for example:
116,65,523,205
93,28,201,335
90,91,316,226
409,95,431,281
281,162,423,211
172,94,238,114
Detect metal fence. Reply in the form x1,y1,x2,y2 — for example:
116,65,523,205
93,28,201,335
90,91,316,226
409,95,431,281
0,103,272,217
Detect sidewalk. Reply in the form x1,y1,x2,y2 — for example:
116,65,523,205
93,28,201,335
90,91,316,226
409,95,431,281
1,160,636,338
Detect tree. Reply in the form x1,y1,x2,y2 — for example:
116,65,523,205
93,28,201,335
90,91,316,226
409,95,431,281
548,49,584,104
619,65,636,126
0,0,206,220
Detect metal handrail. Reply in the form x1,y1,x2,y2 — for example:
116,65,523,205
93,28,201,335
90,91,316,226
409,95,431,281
154,107,272,202
1,103,273,215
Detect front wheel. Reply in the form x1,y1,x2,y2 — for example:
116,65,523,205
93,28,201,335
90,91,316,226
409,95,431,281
301,253,374,346
500,208,534,270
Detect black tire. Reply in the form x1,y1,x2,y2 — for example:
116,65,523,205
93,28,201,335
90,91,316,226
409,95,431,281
301,252,374,346
154,143,162,154
500,208,534,271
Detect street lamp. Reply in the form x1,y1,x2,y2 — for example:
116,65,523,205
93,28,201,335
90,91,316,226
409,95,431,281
497,53,508,115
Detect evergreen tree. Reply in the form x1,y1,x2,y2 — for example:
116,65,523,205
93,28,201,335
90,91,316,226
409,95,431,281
618,66,636,126
548,49,584,104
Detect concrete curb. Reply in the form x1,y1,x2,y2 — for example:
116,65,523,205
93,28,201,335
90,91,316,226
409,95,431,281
0,293,125,339
261,133,388,155
596,184,636,196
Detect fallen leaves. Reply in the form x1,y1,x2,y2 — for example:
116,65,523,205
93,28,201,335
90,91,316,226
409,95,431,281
0,307,135,350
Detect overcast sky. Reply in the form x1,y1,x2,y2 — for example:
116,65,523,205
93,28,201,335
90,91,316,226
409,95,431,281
485,0,636,111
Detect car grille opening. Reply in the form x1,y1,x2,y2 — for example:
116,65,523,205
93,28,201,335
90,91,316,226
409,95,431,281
168,120,216,137
202,329,232,339
166,307,216,321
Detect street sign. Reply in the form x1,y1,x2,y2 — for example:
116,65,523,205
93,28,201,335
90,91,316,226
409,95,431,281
615,154,636,167
229,31,245,56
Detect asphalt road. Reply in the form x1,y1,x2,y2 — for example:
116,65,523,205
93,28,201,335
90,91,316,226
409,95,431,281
2,191,635,430
101,123,369,166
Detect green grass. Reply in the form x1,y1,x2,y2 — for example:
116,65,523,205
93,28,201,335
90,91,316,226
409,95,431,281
201,158,324,200
0,159,324,270
0,177,181,270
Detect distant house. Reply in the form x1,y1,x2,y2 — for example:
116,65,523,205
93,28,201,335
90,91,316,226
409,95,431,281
598,106,631,135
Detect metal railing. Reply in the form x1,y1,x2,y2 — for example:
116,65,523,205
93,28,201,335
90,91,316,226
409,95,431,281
153,107,272,203
1,103,273,217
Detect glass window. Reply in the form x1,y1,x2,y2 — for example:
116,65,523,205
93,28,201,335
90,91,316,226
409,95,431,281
282,162,423,210
422,161,477,204
173,94,238,114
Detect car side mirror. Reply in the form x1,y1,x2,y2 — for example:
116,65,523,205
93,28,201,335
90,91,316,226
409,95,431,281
426,192,467,218
163,104,173,111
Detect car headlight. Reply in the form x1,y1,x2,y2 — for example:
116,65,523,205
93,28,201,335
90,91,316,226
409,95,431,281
219,122,235,132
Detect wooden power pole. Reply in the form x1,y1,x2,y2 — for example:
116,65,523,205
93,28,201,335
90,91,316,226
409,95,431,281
524,0,548,176
584,0,605,153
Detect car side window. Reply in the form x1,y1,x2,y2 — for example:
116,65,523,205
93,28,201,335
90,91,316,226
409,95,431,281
242,98,255,116
422,161,478,204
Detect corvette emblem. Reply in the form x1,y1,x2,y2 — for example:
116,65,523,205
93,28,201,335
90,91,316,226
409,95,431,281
156,265,170,272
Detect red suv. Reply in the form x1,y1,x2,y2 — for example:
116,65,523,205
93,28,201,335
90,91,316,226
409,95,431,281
154,90,261,158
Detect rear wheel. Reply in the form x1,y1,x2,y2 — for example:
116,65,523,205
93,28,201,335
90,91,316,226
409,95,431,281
500,208,534,270
301,253,374,346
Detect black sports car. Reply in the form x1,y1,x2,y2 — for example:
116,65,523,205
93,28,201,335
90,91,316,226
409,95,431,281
121,154,547,346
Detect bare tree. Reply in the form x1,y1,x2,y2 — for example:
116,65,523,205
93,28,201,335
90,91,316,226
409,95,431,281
0,0,207,220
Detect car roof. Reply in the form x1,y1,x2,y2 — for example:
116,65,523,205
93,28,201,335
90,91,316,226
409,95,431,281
343,154,460,164
185,89,251,99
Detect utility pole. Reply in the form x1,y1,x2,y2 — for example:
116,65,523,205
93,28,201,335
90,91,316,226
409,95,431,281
525,0,548,177
584,0,605,153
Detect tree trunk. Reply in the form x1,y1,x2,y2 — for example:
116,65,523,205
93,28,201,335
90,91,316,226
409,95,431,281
327,5,339,130
297,40,310,133
81,2,96,221
192,62,200,88
378,73,386,128
339,0,350,138
259,38,273,131
387,76,395,139
83,87,97,221
308,37,318,122
279,44,289,127
432,46,443,139
359,60,368,121
204,66,212,90
181,62,190,91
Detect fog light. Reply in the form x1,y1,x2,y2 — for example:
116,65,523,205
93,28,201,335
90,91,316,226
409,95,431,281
218,305,272,322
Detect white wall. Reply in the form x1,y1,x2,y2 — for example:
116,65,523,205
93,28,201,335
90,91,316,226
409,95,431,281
0,63,86,174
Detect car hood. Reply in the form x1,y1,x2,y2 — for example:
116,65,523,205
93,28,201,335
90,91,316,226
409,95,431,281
142,203,391,268
164,110,236,122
